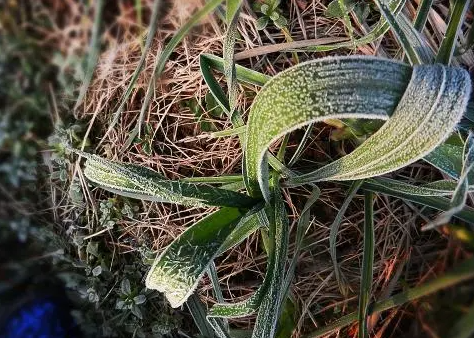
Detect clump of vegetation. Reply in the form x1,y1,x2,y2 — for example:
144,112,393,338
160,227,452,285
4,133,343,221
68,0,474,337
3,0,474,338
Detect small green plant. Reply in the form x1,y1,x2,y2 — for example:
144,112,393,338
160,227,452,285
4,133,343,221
253,0,288,30
71,0,474,337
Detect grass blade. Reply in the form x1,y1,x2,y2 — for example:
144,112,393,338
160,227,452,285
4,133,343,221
414,0,435,31
146,207,244,307
251,186,289,338
76,151,258,208
283,187,320,298
358,191,374,338
223,0,243,125
187,294,215,338
436,0,471,64
373,0,422,64
74,0,104,110
350,180,474,223
306,257,474,338
330,180,363,296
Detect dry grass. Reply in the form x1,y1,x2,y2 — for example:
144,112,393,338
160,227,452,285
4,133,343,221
45,0,474,336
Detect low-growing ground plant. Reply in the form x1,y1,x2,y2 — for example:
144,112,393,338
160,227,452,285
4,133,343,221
68,0,474,337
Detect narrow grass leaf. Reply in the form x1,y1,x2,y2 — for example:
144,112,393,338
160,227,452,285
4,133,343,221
251,187,289,338
74,0,104,110
358,191,374,338
200,53,270,88
146,207,244,307
208,262,229,336
330,180,363,296
223,0,243,125
283,187,320,298
397,12,435,63
436,0,471,64
306,257,474,338
414,0,435,31
350,180,474,224
424,132,474,230
187,294,215,338
245,56,471,200
373,0,422,64
77,151,258,208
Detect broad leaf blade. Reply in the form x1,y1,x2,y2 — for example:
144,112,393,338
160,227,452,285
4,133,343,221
146,207,244,308
79,151,258,208
245,56,471,200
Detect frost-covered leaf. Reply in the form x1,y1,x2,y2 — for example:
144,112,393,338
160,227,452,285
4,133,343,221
244,56,471,200
424,132,474,230
76,151,258,208
145,206,267,308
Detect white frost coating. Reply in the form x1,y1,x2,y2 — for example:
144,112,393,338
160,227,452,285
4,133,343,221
245,55,472,199
245,56,411,200
145,207,242,308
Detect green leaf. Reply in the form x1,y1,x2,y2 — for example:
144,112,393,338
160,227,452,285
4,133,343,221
187,294,216,338
436,0,471,64
283,187,320,299
324,0,357,18
307,257,474,338
77,151,258,208
245,56,471,200
413,0,435,31
330,180,363,296
373,0,425,65
276,297,297,338
74,0,104,110
358,191,374,338
251,187,289,338
423,132,474,230
146,207,244,307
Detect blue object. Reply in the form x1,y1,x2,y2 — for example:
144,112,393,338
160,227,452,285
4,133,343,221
1,297,76,338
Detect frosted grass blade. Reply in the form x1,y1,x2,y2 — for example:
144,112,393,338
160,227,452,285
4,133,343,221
358,191,374,338
77,151,258,208
374,0,423,64
245,56,471,200
251,187,289,338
